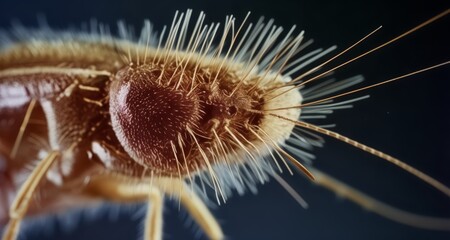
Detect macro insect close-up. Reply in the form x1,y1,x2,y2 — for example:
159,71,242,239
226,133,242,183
0,0,449,240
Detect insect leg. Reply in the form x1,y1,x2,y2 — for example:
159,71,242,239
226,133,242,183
79,174,164,239
178,184,224,240
144,188,163,240
1,151,59,240
83,175,224,240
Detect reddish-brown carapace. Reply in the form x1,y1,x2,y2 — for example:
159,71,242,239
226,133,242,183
0,9,449,240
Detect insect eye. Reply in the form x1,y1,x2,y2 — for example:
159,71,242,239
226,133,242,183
109,67,199,169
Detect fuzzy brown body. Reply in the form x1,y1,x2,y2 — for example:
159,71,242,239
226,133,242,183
1,9,448,240
0,37,300,227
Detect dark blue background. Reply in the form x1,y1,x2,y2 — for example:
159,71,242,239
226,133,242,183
0,0,449,239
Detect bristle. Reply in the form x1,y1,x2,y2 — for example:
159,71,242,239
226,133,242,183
2,10,448,240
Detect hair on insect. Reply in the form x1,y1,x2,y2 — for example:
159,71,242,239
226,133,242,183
0,5,449,240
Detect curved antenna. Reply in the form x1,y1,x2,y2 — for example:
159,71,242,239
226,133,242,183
269,113,450,198
310,167,450,231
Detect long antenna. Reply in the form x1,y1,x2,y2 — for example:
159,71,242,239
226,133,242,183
295,9,449,87
269,113,450,198
310,167,450,230
266,9,449,101
264,61,449,111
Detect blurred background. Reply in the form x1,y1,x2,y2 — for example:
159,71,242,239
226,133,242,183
0,0,449,239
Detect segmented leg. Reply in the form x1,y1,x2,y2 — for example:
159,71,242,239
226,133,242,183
83,174,224,240
2,151,59,240
144,189,163,240
178,185,224,240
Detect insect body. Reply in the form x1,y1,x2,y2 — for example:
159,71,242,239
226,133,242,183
0,10,449,240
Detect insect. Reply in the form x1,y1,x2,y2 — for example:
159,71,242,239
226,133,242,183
0,3,450,240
